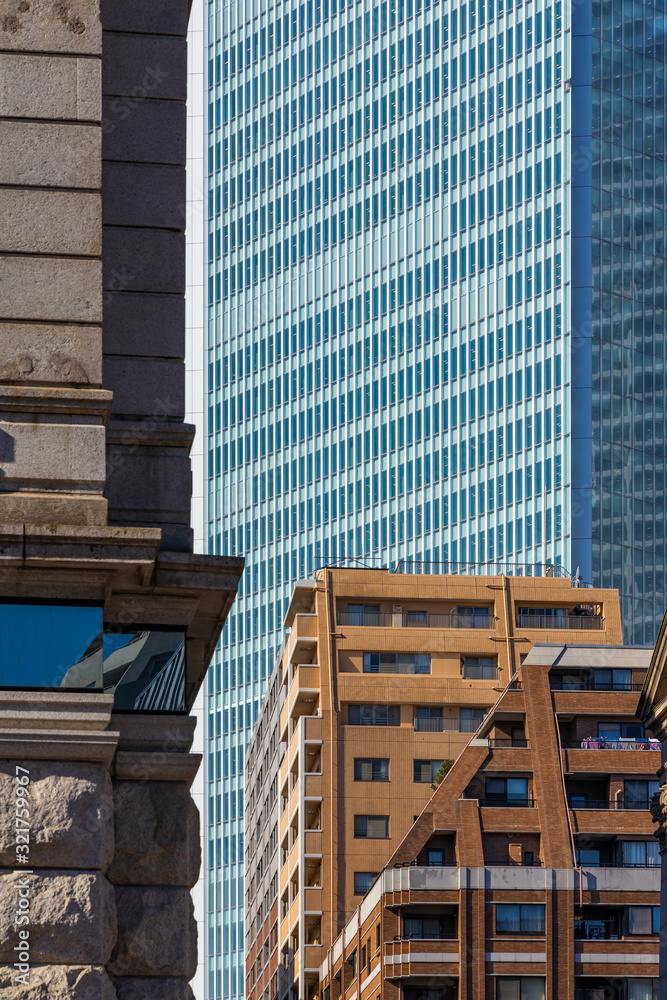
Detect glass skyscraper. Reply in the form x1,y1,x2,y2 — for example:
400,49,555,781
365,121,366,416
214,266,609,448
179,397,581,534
202,0,667,996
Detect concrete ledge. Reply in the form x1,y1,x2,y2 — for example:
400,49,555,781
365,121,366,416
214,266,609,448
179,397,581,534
0,730,119,766
112,713,196,753
0,692,114,732
113,751,202,786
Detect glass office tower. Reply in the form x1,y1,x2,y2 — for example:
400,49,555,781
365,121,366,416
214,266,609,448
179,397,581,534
203,0,667,996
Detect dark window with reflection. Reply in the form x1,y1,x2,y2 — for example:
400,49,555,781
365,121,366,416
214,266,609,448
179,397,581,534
0,604,185,712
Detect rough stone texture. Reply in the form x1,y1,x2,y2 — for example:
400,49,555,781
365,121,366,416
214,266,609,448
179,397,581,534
0,53,101,120
0,964,117,1000
0,762,113,870
105,448,192,520
100,0,188,36
112,977,195,1000
0,420,106,491
102,97,185,164
0,324,102,386
108,886,196,978
102,292,184,358
103,228,185,295
102,33,186,100
0,493,108,526
0,872,116,964
102,163,185,230
104,357,184,417
0,122,101,189
0,257,102,323
108,781,200,887
0,0,102,53
0,189,101,256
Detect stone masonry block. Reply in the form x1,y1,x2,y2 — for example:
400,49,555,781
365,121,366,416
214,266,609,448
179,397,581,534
100,0,188,36
107,781,200,888
0,122,101,189
103,227,184,296
0,0,102,53
103,162,185,230
102,97,185,164
111,977,195,1000
102,33,186,100
0,189,101,256
0,53,100,121
0,257,102,324
107,886,196,978
104,356,184,418
0,871,116,964
0,420,106,492
105,449,192,518
0,492,108,527
0,762,113,871
0,323,102,386
102,292,184,359
0,965,117,1000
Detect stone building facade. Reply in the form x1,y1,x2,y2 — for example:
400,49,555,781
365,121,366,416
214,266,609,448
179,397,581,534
0,1,242,998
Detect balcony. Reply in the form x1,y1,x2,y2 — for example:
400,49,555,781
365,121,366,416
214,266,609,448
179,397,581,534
551,679,644,692
480,798,536,808
461,664,498,680
563,739,659,751
337,611,494,629
568,798,653,810
517,613,603,630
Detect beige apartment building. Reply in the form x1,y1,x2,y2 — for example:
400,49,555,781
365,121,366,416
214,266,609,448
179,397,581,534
245,566,623,1000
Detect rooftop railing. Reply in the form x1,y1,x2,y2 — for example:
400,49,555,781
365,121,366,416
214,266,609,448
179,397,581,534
394,560,592,587
562,739,659,751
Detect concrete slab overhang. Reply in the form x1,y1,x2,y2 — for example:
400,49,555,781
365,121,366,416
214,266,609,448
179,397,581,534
0,524,244,711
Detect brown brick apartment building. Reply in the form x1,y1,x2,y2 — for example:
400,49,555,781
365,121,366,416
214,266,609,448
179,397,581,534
318,641,659,1000
244,567,625,1000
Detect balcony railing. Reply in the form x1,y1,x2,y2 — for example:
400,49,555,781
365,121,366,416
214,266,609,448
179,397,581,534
337,611,494,629
563,739,659,751
516,614,603,630
568,798,653,810
413,717,484,733
480,798,536,808
551,680,645,692
488,738,529,748
496,920,546,934
462,665,499,680
394,560,590,584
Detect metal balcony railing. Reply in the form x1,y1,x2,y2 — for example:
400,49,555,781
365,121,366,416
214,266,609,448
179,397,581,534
516,613,603,630
337,611,495,629
413,717,485,733
487,738,529,748
480,798,536,808
562,739,659,751
568,798,653,810
461,665,499,680
551,679,645,692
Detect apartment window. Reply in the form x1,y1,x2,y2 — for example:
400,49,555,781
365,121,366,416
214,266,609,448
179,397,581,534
621,841,660,867
624,780,659,810
354,815,389,838
354,872,379,895
427,848,445,866
456,605,492,627
403,916,448,940
354,758,389,781
462,656,497,679
348,704,400,726
576,981,657,1000
363,652,431,674
347,949,357,977
347,603,382,625
590,668,632,690
414,760,445,783
485,776,530,807
598,722,644,741
624,907,660,936
496,904,545,934
496,978,545,1000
